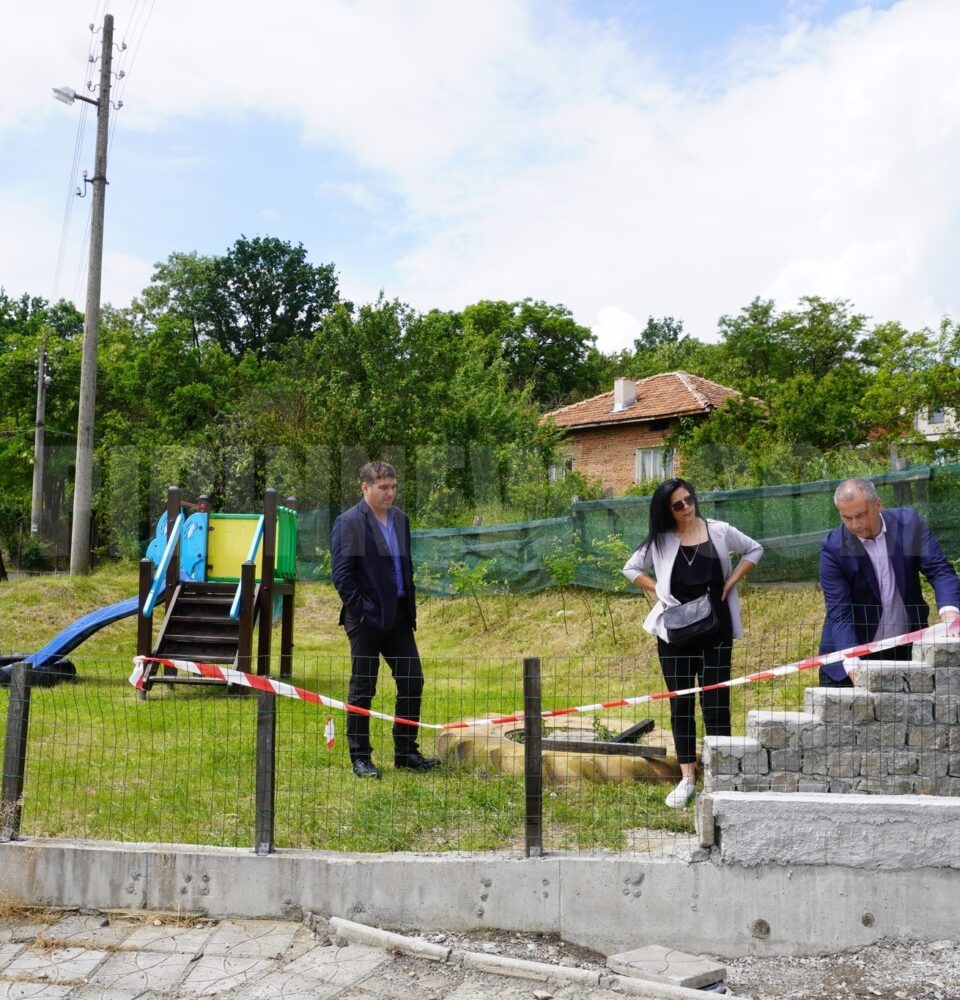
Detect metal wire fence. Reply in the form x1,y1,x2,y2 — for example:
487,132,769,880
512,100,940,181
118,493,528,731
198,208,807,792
6,609,915,857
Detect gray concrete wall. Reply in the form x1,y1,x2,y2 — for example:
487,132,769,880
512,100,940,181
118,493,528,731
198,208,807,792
3,832,960,959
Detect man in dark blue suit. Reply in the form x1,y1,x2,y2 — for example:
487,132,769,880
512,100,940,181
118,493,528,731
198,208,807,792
818,478,960,685
331,461,440,778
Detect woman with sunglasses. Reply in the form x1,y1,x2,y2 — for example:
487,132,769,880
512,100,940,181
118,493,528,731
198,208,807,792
622,478,763,808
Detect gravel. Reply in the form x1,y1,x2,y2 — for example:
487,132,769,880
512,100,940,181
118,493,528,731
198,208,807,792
414,928,960,998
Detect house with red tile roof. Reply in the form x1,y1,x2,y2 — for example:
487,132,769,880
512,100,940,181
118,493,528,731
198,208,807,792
542,372,744,495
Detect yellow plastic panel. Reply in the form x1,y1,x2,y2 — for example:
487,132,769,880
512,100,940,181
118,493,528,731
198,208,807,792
206,514,264,582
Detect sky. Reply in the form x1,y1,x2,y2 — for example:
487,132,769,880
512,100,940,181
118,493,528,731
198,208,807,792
3,0,959,355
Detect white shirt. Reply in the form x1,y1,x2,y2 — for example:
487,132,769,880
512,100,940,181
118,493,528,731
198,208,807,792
860,515,910,641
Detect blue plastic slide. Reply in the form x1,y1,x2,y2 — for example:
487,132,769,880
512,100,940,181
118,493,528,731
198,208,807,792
22,596,140,668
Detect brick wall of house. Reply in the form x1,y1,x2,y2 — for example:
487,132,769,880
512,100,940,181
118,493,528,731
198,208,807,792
566,422,677,494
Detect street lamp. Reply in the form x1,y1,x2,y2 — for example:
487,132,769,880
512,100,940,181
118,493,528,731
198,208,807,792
55,15,114,574
51,86,99,108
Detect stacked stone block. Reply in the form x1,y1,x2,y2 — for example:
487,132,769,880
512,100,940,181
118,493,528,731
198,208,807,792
702,637,960,796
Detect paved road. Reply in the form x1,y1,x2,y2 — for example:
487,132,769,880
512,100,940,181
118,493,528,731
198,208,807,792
0,911,716,999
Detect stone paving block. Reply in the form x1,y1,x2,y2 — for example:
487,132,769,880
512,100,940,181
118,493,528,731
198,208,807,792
606,943,725,989
70,988,147,1000
0,983,72,998
805,687,876,725
0,920,55,946
179,954,278,995
86,948,196,993
4,945,108,984
284,941,387,983
855,660,934,693
746,711,816,749
236,944,388,999
202,918,301,958
122,921,215,953
918,638,960,669
45,913,134,950
0,942,26,970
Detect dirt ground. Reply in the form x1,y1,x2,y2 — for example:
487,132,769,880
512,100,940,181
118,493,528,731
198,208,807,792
412,927,960,999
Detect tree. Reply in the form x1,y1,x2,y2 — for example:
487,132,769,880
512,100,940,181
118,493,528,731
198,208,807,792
462,299,597,408
139,237,340,363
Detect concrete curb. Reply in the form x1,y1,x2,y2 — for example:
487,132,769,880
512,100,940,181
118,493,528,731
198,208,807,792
329,915,748,999
329,915,451,961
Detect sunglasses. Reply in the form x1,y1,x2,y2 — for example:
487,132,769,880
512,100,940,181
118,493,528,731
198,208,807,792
671,496,695,513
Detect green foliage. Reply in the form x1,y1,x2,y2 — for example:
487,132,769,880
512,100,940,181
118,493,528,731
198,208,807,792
9,236,960,558
448,560,493,630
592,716,615,742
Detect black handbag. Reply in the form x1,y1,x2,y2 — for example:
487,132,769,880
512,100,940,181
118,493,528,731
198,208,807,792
662,594,719,645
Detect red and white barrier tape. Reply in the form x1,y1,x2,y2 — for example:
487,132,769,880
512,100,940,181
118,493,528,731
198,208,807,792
130,618,960,739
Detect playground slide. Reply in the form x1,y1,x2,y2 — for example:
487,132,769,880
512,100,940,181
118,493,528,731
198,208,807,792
21,596,141,668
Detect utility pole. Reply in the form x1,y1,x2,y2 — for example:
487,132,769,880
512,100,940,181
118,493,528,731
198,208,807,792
69,14,113,574
30,338,49,537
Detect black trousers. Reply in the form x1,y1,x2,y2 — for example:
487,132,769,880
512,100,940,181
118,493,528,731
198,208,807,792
344,609,424,762
657,635,733,765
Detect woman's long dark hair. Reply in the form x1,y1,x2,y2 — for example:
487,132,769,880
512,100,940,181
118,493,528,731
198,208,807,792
639,478,701,553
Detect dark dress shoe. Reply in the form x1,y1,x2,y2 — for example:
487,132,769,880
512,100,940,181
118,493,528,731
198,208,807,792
352,760,381,779
394,753,441,771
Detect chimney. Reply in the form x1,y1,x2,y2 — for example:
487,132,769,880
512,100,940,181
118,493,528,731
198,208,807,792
613,377,636,412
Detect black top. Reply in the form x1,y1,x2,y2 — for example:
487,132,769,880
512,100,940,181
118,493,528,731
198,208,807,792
670,538,733,639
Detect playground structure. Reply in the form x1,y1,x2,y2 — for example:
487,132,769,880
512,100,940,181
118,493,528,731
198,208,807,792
136,487,297,694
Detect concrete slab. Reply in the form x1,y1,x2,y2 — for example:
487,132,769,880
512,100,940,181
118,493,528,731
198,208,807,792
44,913,133,950
0,942,26,970
201,917,301,958
606,944,726,989
233,943,387,998
179,954,279,995
70,989,146,1000
0,983,72,999
122,920,216,953
709,791,960,868
85,948,196,993
3,945,108,984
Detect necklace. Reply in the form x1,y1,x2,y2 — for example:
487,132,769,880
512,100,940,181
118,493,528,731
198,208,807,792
679,541,700,567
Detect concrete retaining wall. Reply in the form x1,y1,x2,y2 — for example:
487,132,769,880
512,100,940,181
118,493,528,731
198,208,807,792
3,834,960,959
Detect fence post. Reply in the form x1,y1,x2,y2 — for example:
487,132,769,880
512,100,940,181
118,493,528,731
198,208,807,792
1,663,32,841
254,689,276,856
523,656,543,857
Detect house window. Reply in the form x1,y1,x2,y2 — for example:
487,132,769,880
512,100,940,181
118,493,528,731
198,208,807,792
635,447,674,483
929,409,946,424
549,456,574,481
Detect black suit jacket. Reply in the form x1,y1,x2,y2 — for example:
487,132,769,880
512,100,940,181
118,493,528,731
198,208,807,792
330,499,416,632
818,507,960,679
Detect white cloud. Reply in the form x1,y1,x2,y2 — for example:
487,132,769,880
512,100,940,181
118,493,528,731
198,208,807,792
591,307,643,355
4,0,960,347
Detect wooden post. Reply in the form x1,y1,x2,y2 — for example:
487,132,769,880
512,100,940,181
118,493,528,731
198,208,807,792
1,663,32,841
256,490,277,677
523,656,543,858
137,558,153,657
165,486,180,600
280,496,298,678
237,561,256,674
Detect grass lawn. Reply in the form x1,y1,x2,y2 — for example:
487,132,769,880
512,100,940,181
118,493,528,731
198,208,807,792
0,566,829,852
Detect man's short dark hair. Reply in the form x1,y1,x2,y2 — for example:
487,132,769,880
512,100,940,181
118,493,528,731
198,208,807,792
359,460,397,485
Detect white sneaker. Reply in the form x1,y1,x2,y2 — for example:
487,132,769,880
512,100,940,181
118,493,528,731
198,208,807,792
665,777,696,809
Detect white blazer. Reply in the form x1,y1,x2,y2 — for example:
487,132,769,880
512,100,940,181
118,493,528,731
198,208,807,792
621,518,763,642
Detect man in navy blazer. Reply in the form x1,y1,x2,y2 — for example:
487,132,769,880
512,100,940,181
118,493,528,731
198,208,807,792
331,461,439,778
818,478,960,685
